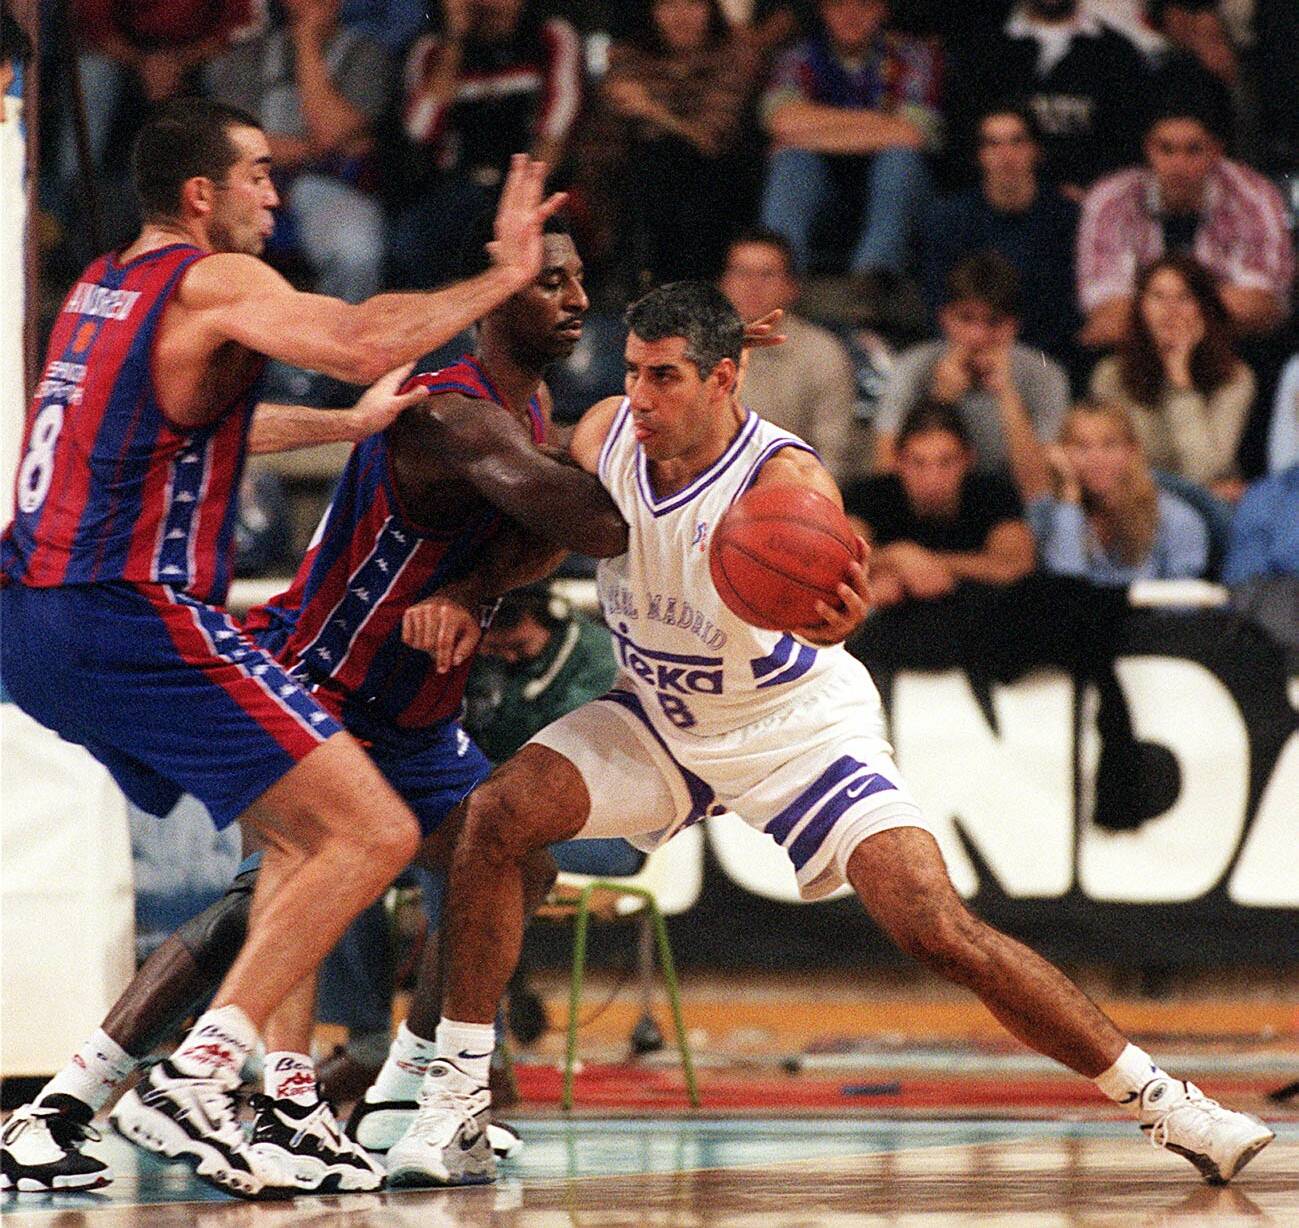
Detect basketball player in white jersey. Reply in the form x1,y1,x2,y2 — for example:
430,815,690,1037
383,282,1273,1189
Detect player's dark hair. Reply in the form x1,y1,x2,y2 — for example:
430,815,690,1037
492,584,568,632
897,398,973,450
131,98,263,223
457,209,573,284
944,250,1021,318
726,227,797,277
624,280,743,378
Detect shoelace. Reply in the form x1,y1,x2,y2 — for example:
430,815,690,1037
171,1075,249,1148
1148,1088,1233,1151
405,1084,479,1145
2,1106,101,1149
251,1095,368,1160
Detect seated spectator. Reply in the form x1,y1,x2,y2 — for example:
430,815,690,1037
948,0,1150,200
1029,400,1209,583
922,102,1081,368
59,0,259,192
1089,254,1254,499
1268,355,1299,473
1220,464,1299,649
844,400,1036,608
719,228,860,481
1221,464,1299,586
874,252,1069,484
205,0,393,307
758,0,940,278
1077,89,1294,347
390,0,582,289
579,0,757,286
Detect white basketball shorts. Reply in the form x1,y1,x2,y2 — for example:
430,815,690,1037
528,662,930,900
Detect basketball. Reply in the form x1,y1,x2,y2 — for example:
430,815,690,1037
709,484,857,631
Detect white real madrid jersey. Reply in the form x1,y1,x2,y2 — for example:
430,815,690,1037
594,399,861,738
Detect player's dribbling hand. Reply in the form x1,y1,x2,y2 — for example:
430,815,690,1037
402,592,483,673
487,154,569,289
792,535,872,646
347,362,429,439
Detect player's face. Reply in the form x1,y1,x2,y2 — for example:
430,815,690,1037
720,241,797,321
207,125,278,256
977,114,1038,186
1145,119,1218,211
896,428,971,515
624,333,730,463
1063,415,1132,498
499,233,587,365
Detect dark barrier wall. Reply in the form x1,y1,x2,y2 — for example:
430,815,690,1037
542,606,1298,972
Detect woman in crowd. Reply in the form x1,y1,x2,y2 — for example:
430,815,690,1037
1089,254,1254,501
580,0,757,286
1030,401,1209,584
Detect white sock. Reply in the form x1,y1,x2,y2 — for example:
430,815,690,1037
264,1052,318,1106
435,1018,495,1085
369,1021,438,1102
172,1005,258,1085
1093,1043,1169,1112
39,1029,136,1113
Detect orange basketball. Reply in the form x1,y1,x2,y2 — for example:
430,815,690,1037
709,484,857,631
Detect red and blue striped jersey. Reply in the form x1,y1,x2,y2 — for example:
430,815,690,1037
1,244,263,605
245,357,545,729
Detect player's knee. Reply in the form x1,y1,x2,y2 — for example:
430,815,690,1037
459,787,539,865
891,894,985,981
367,806,421,873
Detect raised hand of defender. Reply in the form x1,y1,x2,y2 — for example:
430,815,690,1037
402,589,483,673
487,154,569,289
792,535,872,646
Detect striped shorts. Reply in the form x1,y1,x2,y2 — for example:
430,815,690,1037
529,663,929,900
1,580,343,829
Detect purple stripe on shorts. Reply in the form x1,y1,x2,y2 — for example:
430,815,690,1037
764,754,862,844
787,771,896,872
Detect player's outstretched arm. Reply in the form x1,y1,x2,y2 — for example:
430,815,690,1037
751,449,872,645
249,363,432,454
392,392,628,558
187,155,566,385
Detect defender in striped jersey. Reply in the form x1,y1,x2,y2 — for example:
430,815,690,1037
401,281,1271,1189
8,225,629,1194
0,97,567,1199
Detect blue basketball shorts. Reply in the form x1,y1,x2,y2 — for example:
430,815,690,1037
0,580,344,829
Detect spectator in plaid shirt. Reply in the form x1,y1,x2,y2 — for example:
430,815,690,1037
758,0,940,278
1077,90,1294,349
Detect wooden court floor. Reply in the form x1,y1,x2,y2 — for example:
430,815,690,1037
3,1116,1295,1226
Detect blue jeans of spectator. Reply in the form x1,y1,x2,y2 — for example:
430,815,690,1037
760,145,931,274
59,53,122,183
315,840,645,1036
287,173,385,303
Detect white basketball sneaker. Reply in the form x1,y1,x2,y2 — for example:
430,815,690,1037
249,1092,386,1192
111,1059,294,1200
347,1097,522,1160
1139,1078,1274,1183
0,1100,111,1192
385,1058,496,1188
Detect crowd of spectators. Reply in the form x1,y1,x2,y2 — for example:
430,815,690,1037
30,0,1298,644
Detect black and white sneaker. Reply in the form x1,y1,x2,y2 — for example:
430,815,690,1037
110,1060,294,1200
249,1093,385,1193
0,1099,111,1192
346,1096,522,1160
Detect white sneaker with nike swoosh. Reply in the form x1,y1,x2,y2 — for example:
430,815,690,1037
384,1058,496,1187
1139,1078,1274,1183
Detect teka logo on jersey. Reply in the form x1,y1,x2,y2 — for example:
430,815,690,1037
610,622,723,696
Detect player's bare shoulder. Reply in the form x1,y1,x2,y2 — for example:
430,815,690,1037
569,396,624,474
752,444,844,508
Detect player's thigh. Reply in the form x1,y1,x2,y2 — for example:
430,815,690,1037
515,699,684,848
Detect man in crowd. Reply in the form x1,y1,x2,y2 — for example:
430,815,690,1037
846,400,1036,609
874,252,1067,489
719,228,861,482
758,0,940,280
1078,91,1293,347
922,104,1080,369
